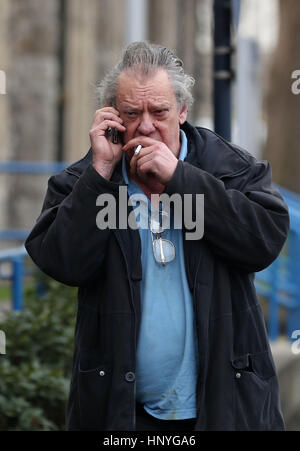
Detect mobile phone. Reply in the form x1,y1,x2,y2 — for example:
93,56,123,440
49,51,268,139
105,127,123,144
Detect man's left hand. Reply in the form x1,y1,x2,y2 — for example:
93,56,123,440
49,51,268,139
122,137,178,185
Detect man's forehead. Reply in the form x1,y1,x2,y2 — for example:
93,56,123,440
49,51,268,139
116,69,176,104
120,99,171,108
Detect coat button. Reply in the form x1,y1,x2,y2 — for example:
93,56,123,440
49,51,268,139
99,370,105,377
125,371,135,382
235,372,241,379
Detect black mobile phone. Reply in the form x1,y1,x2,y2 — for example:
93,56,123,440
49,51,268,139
105,127,123,144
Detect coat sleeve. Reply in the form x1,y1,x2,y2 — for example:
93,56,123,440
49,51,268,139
165,158,290,273
25,164,120,286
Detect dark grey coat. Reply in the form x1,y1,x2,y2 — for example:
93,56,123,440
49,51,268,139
25,122,289,430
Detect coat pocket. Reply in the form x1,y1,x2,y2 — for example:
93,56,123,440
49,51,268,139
78,348,110,430
231,350,276,430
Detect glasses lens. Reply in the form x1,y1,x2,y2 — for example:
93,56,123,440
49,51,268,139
150,210,169,234
152,238,175,264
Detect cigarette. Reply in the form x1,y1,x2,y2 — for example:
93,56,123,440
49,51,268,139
134,145,142,156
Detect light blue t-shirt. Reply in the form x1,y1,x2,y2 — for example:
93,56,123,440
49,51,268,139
122,130,198,420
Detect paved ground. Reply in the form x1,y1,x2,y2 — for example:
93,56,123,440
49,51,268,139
271,338,300,430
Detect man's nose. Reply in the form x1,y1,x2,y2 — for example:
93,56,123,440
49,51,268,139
137,114,156,135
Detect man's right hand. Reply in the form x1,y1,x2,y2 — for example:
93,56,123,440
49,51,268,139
89,107,126,180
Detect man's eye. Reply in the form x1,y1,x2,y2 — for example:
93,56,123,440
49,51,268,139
155,110,167,115
125,112,138,117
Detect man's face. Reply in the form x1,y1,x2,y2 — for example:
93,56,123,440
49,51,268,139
116,69,187,159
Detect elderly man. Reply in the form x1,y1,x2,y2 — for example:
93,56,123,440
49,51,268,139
25,41,289,431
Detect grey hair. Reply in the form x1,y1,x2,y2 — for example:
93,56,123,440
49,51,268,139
96,41,195,110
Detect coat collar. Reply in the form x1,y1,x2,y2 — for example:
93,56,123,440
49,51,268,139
181,121,251,179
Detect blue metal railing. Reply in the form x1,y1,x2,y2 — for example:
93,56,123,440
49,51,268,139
0,246,28,311
0,161,69,174
255,186,300,341
0,161,69,310
0,229,29,241
0,161,300,342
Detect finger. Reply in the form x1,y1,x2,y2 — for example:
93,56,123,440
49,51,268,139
93,107,121,125
93,112,123,127
136,159,156,178
135,153,155,176
99,106,120,116
129,146,144,172
129,144,154,160
91,120,126,136
129,146,154,175
130,146,152,163
129,151,138,175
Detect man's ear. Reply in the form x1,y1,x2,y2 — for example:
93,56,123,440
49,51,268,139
179,105,188,124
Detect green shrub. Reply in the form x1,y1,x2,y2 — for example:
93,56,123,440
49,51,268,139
0,276,77,430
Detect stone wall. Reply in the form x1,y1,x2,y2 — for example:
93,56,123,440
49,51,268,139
0,0,213,233
1,0,60,232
